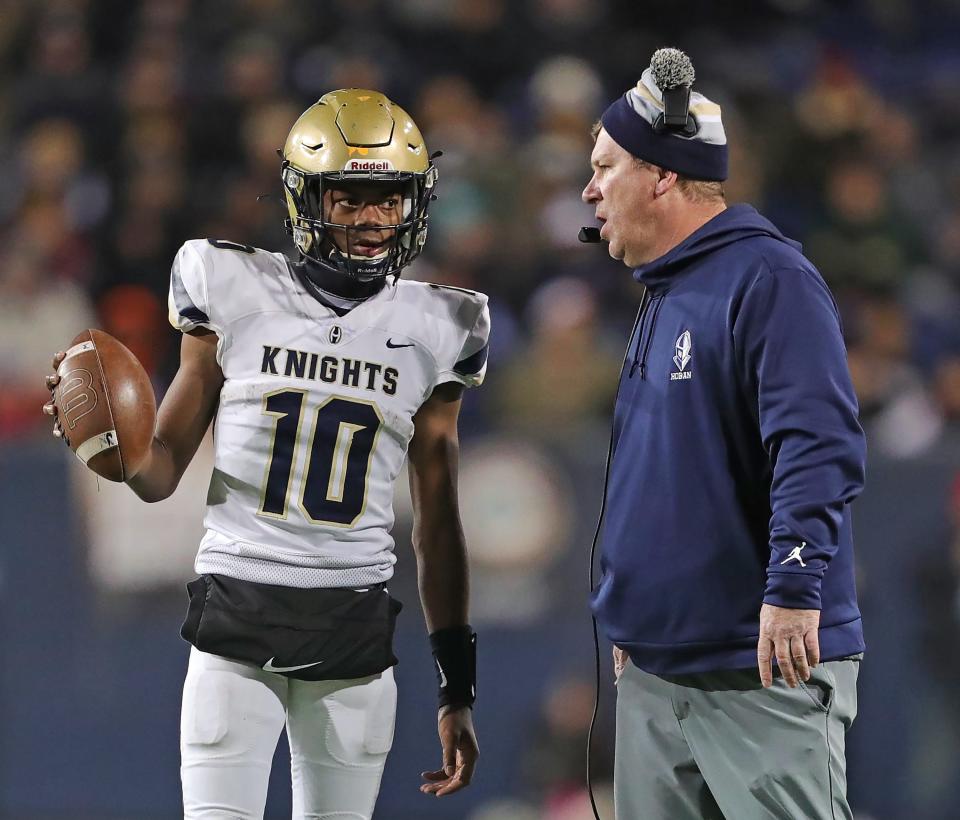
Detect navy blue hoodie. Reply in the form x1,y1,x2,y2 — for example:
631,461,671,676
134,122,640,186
591,204,867,675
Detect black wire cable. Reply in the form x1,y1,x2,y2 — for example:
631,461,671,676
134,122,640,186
586,297,647,820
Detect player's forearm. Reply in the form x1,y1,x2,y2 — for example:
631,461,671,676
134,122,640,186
413,517,470,631
125,394,215,502
126,436,182,502
408,389,471,631
126,331,222,502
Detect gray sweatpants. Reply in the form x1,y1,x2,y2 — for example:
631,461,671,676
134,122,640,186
614,657,860,820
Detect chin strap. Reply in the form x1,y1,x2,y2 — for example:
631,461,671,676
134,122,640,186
327,244,391,275
295,257,387,310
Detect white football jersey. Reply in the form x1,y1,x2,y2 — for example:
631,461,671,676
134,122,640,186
168,238,490,588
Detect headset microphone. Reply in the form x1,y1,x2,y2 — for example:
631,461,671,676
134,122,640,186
579,226,602,243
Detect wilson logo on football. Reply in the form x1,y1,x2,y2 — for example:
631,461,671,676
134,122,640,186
343,158,395,172
59,369,99,429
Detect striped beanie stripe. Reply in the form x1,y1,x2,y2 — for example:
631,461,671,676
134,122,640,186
601,55,728,182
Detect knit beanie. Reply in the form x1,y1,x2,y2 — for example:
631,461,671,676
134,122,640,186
600,48,728,181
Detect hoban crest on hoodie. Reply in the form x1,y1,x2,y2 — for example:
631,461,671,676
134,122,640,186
670,330,693,380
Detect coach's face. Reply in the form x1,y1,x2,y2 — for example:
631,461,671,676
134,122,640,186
582,128,661,268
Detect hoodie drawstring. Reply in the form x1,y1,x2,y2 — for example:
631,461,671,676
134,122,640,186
638,293,665,380
628,289,651,378
628,290,665,380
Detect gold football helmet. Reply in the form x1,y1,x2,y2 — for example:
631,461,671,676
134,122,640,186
281,89,438,280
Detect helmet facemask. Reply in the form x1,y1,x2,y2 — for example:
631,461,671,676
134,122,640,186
283,162,438,282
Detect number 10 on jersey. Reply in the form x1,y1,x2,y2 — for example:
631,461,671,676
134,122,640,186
257,390,383,527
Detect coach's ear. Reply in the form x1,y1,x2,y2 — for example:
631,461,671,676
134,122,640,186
654,168,679,197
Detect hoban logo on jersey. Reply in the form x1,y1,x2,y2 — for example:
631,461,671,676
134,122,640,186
670,330,693,381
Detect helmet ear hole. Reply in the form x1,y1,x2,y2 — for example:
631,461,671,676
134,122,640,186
293,225,313,254
283,167,304,194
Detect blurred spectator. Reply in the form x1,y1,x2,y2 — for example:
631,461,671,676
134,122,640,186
934,354,960,429
10,3,111,141
520,677,614,809
97,284,172,385
458,436,574,624
0,239,94,439
847,294,944,458
807,155,923,294
491,277,620,439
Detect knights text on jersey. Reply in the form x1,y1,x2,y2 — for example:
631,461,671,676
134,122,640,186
167,238,490,588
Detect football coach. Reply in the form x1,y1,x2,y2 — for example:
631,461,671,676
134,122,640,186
581,48,867,820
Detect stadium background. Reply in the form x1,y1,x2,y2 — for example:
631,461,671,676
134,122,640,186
2,0,960,818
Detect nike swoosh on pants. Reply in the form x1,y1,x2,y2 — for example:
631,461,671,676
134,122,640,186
262,657,324,673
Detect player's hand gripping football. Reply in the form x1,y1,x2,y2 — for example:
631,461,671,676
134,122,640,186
42,351,68,441
420,706,478,797
41,331,157,481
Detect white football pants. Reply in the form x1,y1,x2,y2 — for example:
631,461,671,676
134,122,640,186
180,647,397,819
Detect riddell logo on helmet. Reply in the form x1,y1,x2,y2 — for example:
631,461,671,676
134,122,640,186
344,158,395,171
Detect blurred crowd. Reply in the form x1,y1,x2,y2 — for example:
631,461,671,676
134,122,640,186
3,0,960,818
4,0,960,451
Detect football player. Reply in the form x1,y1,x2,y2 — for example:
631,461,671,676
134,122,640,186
44,89,486,819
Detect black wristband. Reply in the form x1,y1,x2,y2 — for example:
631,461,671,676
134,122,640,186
429,625,476,709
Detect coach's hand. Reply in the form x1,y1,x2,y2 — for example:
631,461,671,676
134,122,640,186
757,604,820,688
420,706,478,797
613,646,629,682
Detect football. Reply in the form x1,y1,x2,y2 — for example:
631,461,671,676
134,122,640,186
54,328,157,482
